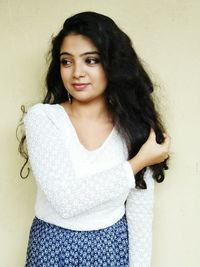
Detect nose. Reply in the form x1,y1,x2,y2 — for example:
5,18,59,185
73,62,85,78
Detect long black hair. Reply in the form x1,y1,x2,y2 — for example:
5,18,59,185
17,11,168,188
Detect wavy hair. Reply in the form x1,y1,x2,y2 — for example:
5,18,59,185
17,11,168,188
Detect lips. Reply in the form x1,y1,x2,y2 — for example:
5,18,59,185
72,83,90,90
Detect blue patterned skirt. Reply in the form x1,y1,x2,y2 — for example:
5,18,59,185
25,214,129,267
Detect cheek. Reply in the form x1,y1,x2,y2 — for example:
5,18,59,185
99,71,107,87
60,68,70,84
60,67,64,80
94,68,107,84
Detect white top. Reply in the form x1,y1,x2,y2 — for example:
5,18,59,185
24,103,154,267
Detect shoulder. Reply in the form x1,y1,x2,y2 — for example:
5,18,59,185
25,103,43,116
24,103,60,125
25,103,59,115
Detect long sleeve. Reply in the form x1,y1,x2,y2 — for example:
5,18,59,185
23,103,135,219
126,168,154,267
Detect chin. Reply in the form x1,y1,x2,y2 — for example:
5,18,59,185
73,95,98,103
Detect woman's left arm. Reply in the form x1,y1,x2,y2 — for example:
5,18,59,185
126,168,154,267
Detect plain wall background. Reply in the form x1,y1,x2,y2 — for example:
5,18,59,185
1,0,200,266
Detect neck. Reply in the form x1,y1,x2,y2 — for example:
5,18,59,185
69,97,111,122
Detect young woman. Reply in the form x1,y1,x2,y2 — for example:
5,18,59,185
18,11,170,267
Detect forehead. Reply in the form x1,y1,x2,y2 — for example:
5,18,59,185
60,34,98,54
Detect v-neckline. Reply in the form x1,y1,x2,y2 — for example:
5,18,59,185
56,104,116,153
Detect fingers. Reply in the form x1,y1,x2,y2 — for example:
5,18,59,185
163,133,171,147
163,132,170,139
149,128,156,139
164,153,169,160
149,129,169,142
149,128,171,150
162,133,171,160
155,131,170,160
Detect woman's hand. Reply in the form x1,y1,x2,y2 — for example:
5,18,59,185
128,129,170,175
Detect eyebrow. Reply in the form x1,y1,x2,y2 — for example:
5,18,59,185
59,51,100,57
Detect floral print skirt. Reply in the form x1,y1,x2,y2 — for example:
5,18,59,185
25,214,129,267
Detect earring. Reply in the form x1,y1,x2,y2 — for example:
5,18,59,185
67,91,72,104
108,96,114,105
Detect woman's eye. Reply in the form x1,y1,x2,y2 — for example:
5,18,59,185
61,59,71,66
86,57,100,65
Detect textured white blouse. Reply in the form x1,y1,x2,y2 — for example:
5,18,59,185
23,103,154,267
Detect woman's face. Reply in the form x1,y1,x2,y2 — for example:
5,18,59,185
60,34,107,103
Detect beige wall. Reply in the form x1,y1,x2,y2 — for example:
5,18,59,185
1,0,199,266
